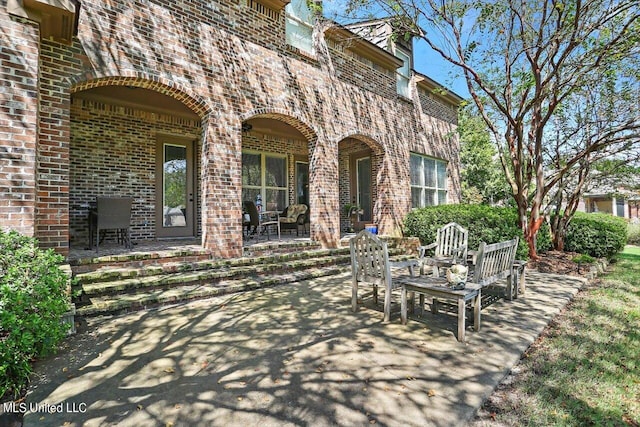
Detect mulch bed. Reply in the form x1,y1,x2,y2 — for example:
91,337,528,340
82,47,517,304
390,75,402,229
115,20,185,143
527,250,595,279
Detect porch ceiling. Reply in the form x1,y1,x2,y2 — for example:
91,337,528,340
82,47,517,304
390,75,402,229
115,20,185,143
72,86,200,120
244,118,306,140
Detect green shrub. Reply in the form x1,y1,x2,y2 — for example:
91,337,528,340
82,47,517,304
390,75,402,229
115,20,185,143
564,212,628,258
572,253,595,264
0,230,70,399
404,204,552,260
628,221,640,246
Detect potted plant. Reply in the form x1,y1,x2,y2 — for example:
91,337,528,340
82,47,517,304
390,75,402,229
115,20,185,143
343,203,363,232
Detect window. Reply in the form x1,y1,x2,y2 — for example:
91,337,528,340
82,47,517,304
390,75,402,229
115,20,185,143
396,49,410,97
242,151,288,212
410,153,447,208
616,197,625,217
285,0,314,53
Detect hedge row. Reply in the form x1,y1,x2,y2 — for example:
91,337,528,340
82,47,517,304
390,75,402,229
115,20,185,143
564,212,627,258
628,221,640,246
404,204,552,260
0,231,70,399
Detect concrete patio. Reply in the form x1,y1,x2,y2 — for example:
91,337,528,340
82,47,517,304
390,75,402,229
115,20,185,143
21,270,585,426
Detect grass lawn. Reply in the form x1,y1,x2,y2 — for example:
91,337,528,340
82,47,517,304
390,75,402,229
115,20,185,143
475,246,640,426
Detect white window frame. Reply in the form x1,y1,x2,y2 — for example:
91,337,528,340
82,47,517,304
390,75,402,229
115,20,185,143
410,153,448,208
242,150,289,210
396,48,411,97
285,0,314,54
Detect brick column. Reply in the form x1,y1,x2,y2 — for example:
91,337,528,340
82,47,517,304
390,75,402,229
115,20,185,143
201,118,244,258
34,40,73,254
0,15,39,237
309,135,339,248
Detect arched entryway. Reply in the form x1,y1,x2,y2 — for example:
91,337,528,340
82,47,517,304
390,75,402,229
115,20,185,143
240,111,320,243
337,135,385,233
68,78,208,248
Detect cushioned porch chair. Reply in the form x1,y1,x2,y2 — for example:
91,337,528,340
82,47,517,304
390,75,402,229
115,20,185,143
279,204,308,236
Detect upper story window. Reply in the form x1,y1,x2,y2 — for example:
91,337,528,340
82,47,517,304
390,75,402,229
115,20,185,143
396,49,411,97
285,0,315,53
410,153,447,208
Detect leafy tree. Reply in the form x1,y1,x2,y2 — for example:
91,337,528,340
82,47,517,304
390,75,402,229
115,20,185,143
546,67,640,250
343,0,640,258
458,104,510,205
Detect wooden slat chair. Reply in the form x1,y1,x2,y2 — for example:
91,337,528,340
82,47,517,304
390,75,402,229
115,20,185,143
418,222,469,277
350,230,397,322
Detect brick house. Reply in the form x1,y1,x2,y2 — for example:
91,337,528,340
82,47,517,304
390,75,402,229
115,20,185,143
1,0,462,259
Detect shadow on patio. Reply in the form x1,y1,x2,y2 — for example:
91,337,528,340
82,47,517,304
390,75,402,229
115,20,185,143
24,270,586,426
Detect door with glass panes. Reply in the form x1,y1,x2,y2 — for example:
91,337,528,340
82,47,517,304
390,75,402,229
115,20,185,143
350,152,372,231
155,137,195,238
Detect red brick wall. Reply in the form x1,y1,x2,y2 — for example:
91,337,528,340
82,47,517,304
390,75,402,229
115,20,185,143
1,0,461,257
0,13,39,237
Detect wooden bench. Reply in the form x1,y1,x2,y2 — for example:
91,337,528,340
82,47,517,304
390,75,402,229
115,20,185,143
470,237,520,300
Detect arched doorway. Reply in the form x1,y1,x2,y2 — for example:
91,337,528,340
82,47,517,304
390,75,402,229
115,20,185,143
338,135,384,233
69,83,204,247
240,113,316,239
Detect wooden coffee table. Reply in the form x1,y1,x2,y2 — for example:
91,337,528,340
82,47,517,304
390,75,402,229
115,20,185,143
397,275,482,342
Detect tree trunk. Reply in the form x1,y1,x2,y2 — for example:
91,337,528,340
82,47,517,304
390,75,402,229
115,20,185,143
525,219,543,260
554,231,565,252
517,200,541,260
551,214,567,251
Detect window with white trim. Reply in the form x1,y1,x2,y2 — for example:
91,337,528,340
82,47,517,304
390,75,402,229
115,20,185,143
242,151,288,212
396,49,411,97
285,0,314,54
410,153,447,207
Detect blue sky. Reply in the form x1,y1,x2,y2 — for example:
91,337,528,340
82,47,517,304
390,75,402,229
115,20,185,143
321,0,469,99
413,39,469,99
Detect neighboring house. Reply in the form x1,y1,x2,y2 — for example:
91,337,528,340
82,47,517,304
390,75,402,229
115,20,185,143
1,0,463,259
578,186,640,220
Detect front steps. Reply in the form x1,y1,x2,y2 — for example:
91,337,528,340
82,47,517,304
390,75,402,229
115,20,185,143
71,239,417,317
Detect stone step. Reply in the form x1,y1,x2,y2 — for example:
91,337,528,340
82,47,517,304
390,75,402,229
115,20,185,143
70,240,324,275
74,247,352,285
69,248,213,275
72,236,419,317
78,252,354,297
76,266,351,316
242,239,322,257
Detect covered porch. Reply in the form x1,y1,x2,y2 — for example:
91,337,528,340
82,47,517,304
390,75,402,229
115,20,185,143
68,80,391,260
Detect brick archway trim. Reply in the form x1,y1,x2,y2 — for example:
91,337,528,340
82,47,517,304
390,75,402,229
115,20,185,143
241,108,318,142
67,72,212,119
334,132,385,156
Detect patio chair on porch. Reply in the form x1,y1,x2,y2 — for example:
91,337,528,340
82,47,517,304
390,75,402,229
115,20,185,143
91,197,133,254
279,204,308,236
243,200,260,237
243,200,280,240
